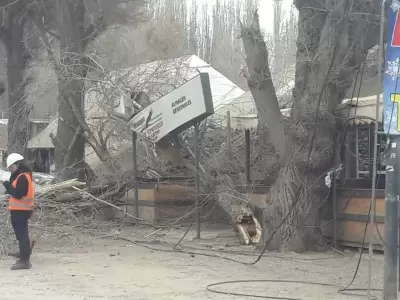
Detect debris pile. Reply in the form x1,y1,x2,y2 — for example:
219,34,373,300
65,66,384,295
0,177,129,254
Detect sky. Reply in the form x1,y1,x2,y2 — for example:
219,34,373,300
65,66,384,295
193,0,294,33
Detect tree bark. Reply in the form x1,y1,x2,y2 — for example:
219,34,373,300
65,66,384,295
54,0,118,180
242,2,380,251
241,13,286,157
2,11,31,154
273,0,283,77
54,0,88,180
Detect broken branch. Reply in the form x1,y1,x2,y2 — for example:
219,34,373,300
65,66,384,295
72,187,142,221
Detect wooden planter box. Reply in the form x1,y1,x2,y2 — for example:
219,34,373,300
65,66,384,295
322,188,385,249
113,183,197,225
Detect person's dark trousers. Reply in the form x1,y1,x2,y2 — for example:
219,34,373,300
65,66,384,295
10,211,32,261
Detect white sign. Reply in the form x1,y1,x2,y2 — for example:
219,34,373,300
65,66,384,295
128,73,214,142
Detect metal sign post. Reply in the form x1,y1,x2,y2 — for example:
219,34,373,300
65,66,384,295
129,73,213,238
194,123,201,239
132,131,139,223
244,129,251,184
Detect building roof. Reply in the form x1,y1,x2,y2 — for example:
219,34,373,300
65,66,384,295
27,118,57,149
228,93,382,130
0,118,53,151
92,54,245,110
222,83,293,120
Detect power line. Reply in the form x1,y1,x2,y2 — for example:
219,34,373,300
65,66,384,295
206,279,381,300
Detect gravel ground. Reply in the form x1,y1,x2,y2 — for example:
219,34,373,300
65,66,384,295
0,225,384,300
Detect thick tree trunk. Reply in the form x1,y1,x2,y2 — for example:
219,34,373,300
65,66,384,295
265,107,336,251
55,79,86,180
54,0,87,180
3,18,30,154
54,0,119,180
265,171,325,251
242,1,380,251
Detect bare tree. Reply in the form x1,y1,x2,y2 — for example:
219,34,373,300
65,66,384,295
188,0,199,55
0,0,60,154
0,1,34,153
151,0,255,90
241,1,380,251
146,0,189,59
33,0,145,180
269,0,298,96
273,0,283,77
209,0,250,90
199,3,212,62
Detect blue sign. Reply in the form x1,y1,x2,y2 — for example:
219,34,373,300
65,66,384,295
384,0,400,134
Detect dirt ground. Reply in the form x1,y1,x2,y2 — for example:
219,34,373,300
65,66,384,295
0,224,384,300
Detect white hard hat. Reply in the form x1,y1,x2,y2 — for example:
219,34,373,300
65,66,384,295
6,153,24,168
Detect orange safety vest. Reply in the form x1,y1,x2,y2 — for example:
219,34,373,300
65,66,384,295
8,172,34,211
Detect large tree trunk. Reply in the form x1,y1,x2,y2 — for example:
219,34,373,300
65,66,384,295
54,0,87,180
54,0,120,180
242,1,380,251
2,14,30,154
55,80,86,180
265,112,336,251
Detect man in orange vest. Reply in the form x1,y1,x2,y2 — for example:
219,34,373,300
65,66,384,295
2,153,34,270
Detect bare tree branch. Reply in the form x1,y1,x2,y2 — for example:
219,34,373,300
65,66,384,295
30,14,60,71
240,11,286,157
